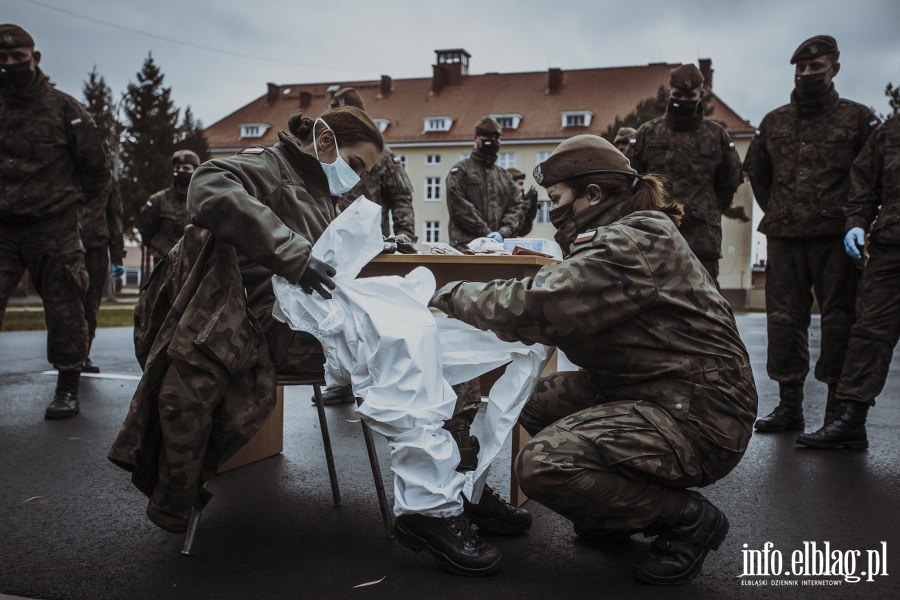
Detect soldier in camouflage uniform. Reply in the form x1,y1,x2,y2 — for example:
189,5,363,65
137,150,199,265
507,167,540,237
627,64,743,284
79,177,125,373
744,35,879,434
432,135,757,585
797,115,900,450
0,24,110,419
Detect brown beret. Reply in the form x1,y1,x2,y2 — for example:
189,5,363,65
474,116,502,136
669,64,705,91
506,167,525,181
791,35,839,64
533,135,636,188
0,24,35,49
330,87,365,111
172,149,200,167
613,127,637,145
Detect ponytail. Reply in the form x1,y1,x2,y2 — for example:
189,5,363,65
288,113,315,141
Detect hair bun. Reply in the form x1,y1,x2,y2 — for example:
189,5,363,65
288,112,314,139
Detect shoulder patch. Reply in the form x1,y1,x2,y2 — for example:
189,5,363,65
239,147,265,155
869,118,881,128
69,117,83,127
450,167,460,174
628,137,637,145
574,230,597,245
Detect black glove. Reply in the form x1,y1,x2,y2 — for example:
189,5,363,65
298,257,337,300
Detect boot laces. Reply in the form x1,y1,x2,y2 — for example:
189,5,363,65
447,515,481,548
482,485,513,510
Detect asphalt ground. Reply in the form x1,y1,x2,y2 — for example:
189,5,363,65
1,314,899,600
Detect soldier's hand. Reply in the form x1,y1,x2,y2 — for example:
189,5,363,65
843,228,865,261
110,264,125,278
486,231,504,243
384,234,418,254
298,257,337,300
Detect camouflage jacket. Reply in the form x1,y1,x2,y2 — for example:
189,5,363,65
744,87,879,238
108,225,276,532
446,151,524,250
189,131,337,320
138,186,189,259
338,149,416,239
432,197,756,453
845,116,900,245
627,113,742,258
79,178,125,263
0,68,110,222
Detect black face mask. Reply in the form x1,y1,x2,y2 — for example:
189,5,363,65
795,73,830,99
668,98,700,118
549,202,576,230
479,138,500,155
173,171,193,189
0,61,35,88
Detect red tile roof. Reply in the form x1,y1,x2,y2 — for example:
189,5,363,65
205,61,756,151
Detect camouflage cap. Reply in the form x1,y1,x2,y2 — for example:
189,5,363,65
613,127,637,145
791,35,839,64
172,149,200,167
669,64,705,91
533,134,636,187
506,167,526,181
475,116,502,136
330,87,365,110
0,24,35,49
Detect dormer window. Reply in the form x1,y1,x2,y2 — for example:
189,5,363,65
240,123,271,138
491,113,522,130
374,119,391,133
424,116,453,132
561,111,593,128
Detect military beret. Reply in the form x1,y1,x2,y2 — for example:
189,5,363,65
533,134,636,188
0,24,35,49
613,127,637,145
330,87,366,111
791,35,839,64
474,116,502,136
172,149,200,167
506,167,526,181
669,64,705,91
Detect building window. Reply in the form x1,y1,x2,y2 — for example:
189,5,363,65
424,116,453,132
425,176,441,201
491,113,523,130
374,119,390,133
561,111,593,128
498,152,516,169
536,199,551,224
426,154,441,165
396,155,407,170
240,123,271,138
425,220,441,243
537,151,551,163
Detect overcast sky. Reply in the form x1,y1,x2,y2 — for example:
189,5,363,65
8,0,900,129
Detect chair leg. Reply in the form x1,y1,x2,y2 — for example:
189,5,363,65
181,483,208,556
313,384,342,506
357,398,394,537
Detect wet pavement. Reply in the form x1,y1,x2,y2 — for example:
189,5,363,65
1,314,899,599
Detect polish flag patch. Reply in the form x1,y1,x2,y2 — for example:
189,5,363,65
575,230,596,244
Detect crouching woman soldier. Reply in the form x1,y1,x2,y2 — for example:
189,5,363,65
430,135,758,585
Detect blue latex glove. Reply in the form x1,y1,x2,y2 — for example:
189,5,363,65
843,227,865,261
486,231,504,243
110,264,125,278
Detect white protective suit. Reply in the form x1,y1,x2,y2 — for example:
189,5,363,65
272,198,551,517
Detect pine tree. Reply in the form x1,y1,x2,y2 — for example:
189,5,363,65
81,66,116,149
176,106,210,162
602,86,668,142
119,53,180,230
886,82,899,119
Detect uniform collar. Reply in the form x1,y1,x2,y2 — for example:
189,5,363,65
555,192,632,255
791,85,840,117
471,147,498,167
665,110,704,132
0,66,50,104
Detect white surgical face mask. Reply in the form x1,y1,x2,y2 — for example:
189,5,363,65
313,118,360,196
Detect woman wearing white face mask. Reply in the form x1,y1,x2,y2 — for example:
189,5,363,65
188,106,383,377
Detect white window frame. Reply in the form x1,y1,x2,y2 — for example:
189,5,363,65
425,154,441,165
240,123,271,138
536,151,551,163
561,111,593,128
424,220,441,243
536,199,551,225
373,119,390,133
497,152,517,169
396,155,408,170
424,116,453,132
424,176,442,202
491,113,523,130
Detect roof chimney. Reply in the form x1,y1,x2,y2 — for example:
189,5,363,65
698,58,713,91
299,91,312,109
432,49,470,92
266,82,279,104
380,75,392,97
548,68,563,94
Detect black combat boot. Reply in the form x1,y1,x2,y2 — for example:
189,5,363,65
633,491,729,585
310,384,356,406
445,420,480,472
393,513,502,576
45,370,81,419
823,383,840,427
754,382,804,432
82,357,100,374
463,484,532,535
796,401,869,450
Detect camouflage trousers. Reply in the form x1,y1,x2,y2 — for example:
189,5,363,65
0,212,89,371
765,236,858,385
516,368,754,531
835,242,900,406
255,302,326,377
83,245,110,346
